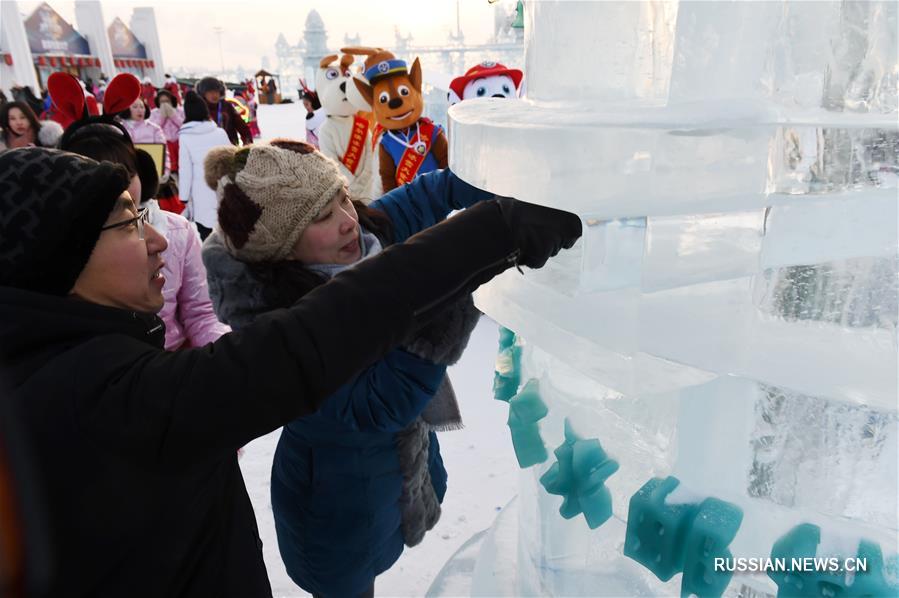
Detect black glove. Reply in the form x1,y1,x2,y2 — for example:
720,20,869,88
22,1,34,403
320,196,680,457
495,197,582,269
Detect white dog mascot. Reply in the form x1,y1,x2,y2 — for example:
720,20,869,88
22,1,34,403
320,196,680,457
316,53,376,202
447,61,523,106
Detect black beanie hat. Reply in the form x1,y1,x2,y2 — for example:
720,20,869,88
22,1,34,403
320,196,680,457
0,147,132,296
196,76,224,96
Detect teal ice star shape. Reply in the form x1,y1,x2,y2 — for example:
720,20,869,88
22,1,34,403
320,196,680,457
539,417,619,529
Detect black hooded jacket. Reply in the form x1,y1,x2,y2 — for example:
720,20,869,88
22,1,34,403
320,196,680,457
0,198,520,597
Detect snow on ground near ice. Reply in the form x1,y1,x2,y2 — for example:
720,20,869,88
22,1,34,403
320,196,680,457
239,317,519,597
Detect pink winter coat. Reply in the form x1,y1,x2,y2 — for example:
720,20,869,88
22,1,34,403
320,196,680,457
149,106,184,142
122,118,166,144
122,118,171,176
151,203,231,350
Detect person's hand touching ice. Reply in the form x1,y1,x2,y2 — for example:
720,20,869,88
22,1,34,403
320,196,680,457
495,197,582,269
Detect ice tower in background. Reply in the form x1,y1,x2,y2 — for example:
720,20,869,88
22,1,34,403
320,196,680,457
442,1,898,596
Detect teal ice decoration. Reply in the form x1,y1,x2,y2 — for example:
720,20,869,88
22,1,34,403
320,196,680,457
768,524,899,597
497,326,515,350
769,523,819,596
624,476,743,597
493,327,522,402
624,477,690,581
507,379,549,468
680,496,744,597
539,418,619,529
850,541,899,597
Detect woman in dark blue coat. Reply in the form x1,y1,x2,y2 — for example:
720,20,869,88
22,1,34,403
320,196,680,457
202,140,496,597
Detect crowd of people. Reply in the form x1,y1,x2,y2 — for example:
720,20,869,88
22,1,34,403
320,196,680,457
0,69,582,598
1,74,258,232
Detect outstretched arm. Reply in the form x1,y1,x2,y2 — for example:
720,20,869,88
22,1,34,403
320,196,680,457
370,168,494,241
79,197,580,470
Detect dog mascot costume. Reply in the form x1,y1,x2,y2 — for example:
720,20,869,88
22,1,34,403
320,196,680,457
343,47,448,192
447,61,523,107
315,53,377,202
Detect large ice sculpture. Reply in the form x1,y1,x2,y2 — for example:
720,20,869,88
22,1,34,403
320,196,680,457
443,1,898,596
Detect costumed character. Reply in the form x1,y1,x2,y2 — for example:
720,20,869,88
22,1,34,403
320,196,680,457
342,47,448,192
346,68,378,137
447,60,523,106
314,54,377,202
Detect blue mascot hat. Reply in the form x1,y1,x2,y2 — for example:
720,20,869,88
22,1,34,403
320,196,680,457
364,59,408,82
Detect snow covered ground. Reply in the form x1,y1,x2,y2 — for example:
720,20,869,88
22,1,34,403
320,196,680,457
239,317,519,597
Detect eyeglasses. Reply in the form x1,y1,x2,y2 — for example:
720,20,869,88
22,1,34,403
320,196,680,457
100,206,150,240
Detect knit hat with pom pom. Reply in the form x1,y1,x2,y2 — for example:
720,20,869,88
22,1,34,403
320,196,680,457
205,139,346,262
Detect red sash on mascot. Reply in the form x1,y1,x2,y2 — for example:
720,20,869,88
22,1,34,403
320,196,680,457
372,123,384,151
341,115,370,175
395,120,436,186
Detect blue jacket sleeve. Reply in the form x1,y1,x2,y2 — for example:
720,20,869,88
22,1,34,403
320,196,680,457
315,349,447,432
370,169,494,243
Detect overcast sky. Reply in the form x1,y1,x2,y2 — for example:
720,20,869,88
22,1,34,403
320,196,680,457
20,0,512,71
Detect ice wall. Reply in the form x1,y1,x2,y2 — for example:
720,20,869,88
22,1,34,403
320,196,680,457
255,103,307,142
447,1,898,596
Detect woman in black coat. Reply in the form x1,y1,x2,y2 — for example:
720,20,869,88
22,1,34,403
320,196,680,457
0,146,580,597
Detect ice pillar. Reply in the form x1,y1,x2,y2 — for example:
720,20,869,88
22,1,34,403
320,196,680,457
447,0,898,595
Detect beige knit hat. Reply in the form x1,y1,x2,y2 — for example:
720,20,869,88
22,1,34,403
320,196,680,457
205,139,347,262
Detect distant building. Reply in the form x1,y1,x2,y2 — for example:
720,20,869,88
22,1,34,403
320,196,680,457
1,1,164,95
274,10,331,96
344,33,361,48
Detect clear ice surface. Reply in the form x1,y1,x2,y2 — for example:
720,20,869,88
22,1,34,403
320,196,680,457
448,1,899,596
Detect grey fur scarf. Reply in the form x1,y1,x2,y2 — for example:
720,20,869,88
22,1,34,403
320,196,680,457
399,294,481,547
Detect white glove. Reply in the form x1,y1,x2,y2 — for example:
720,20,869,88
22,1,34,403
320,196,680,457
161,103,176,118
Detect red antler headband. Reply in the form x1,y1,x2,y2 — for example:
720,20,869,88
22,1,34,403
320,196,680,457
48,72,142,130
47,72,88,128
103,73,141,114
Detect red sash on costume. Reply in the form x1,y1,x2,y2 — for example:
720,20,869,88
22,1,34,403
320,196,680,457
372,123,384,151
395,120,436,186
340,116,370,175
